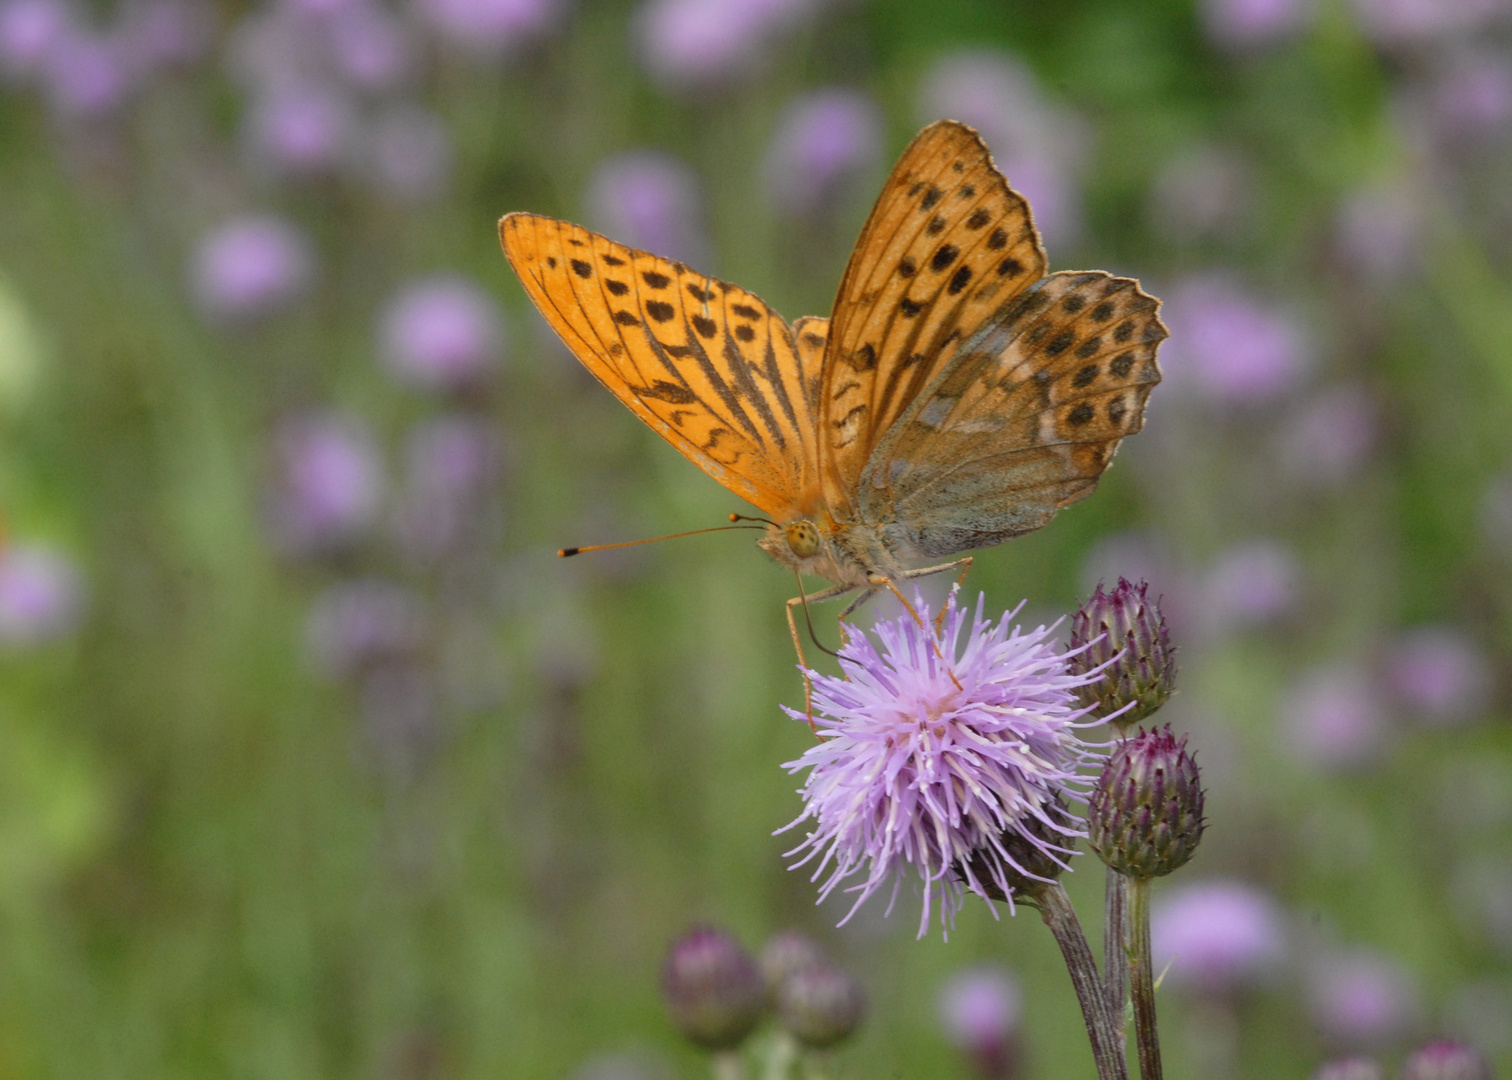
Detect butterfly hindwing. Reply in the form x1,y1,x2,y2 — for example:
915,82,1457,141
818,120,1047,520
860,271,1165,559
500,212,821,517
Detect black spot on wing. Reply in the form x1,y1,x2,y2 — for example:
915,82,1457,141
602,254,625,266
692,315,718,339
1110,353,1135,377
731,304,760,320
645,300,675,323
642,270,670,289
921,185,944,210
612,310,639,326
965,207,991,229
734,324,755,342
947,265,972,295
1068,402,1095,426
605,280,629,296
571,259,592,278
931,244,960,272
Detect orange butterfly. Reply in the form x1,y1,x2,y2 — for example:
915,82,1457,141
500,120,1165,666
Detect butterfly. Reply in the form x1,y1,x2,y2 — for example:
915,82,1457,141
499,120,1165,666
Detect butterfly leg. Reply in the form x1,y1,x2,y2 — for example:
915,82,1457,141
869,574,965,690
786,583,860,730
900,556,974,634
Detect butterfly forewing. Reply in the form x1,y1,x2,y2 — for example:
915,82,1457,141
500,212,822,517
860,271,1165,558
819,120,1047,519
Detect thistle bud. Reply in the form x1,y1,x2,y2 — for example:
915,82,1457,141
775,963,867,1050
661,926,766,1051
1069,579,1176,728
1089,726,1205,879
960,792,1080,907
1398,1041,1494,1080
759,931,828,996
1310,1058,1384,1080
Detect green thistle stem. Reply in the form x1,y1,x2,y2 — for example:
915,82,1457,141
1128,877,1164,1080
1105,864,1130,1045
1036,882,1129,1080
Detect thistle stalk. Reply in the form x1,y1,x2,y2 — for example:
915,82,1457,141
1036,882,1129,1080
1128,877,1163,1080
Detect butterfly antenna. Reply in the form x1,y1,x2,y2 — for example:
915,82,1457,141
558,523,763,558
728,513,776,527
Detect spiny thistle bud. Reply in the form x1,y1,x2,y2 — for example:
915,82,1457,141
1310,1058,1384,1080
759,931,829,996
1069,578,1176,728
1398,1041,1494,1080
959,791,1080,908
1089,726,1205,879
661,926,766,1051
775,963,867,1050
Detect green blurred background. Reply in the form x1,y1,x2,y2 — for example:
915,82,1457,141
0,0,1510,1076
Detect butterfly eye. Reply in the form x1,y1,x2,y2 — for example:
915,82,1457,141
785,520,821,559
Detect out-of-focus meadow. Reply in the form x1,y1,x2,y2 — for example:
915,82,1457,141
1,0,1510,1077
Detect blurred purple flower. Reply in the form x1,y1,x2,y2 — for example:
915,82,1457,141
1310,1059,1386,1080
1276,384,1379,488
365,104,452,201
414,0,559,57
586,151,709,267
1282,662,1390,770
225,5,327,92
393,414,500,557
1349,0,1509,50
1148,144,1255,245
1333,182,1422,285
1150,880,1286,992
1429,50,1512,142
1399,1040,1496,1080
916,50,1088,247
381,274,502,391
305,578,426,679
268,411,384,553
117,0,211,74
327,3,413,91
1308,950,1421,1046
938,966,1022,1079
1203,539,1300,630
0,0,70,81
0,543,84,645
763,88,882,216
191,214,315,323
44,28,132,117
636,0,812,89
1385,627,1491,726
244,81,356,175
1161,275,1311,405
780,590,1097,937
1200,0,1316,51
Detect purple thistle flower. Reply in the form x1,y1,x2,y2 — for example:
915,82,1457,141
1348,0,1507,51
1385,626,1491,726
586,151,709,267
44,27,132,118
305,577,427,680
1160,275,1312,406
1307,950,1420,1047
0,0,71,82
0,542,84,645
1282,662,1390,770
1276,383,1380,488
779,589,1099,937
414,0,560,58
762,87,882,216
380,274,502,391
938,965,1022,1080
266,410,384,554
1202,538,1301,630
1150,879,1286,991
1428,50,1512,143
1333,183,1422,285
1310,1059,1386,1080
1200,0,1316,52
660,926,767,1051
243,80,356,176
1399,1040,1495,1080
364,103,452,202
191,214,315,323
635,0,813,90
326,2,413,92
